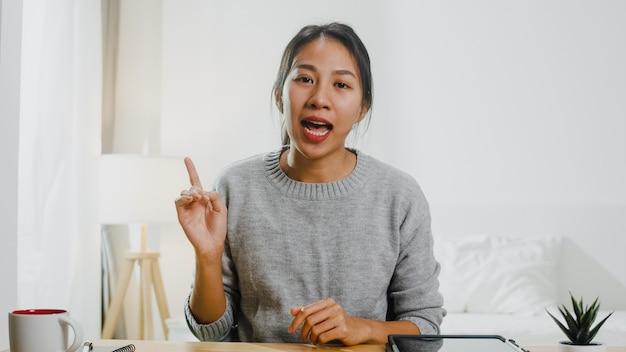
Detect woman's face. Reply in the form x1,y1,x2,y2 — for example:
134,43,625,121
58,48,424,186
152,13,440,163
281,37,367,161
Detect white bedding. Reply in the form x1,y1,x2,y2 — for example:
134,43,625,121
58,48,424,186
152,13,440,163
435,235,626,347
442,311,626,347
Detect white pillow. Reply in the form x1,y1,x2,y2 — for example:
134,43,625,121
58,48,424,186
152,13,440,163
434,235,561,315
434,237,469,313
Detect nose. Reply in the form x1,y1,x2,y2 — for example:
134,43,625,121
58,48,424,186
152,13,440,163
307,83,330,110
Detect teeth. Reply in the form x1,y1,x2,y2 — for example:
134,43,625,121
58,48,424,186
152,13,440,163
302,120,332,137
305,126,330,136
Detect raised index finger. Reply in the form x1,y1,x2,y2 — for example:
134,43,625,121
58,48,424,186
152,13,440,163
184,157,203,189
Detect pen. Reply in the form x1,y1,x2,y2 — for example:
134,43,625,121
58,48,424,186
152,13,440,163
81,341,93,352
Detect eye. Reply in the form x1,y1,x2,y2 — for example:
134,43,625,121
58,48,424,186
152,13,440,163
335,82,350,89
295,76,313,84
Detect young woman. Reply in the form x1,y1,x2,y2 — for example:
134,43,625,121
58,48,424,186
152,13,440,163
175,22,444,346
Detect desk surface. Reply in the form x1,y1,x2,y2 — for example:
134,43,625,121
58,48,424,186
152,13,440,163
3,340,626,352
92,340,626,352
94,339,384,351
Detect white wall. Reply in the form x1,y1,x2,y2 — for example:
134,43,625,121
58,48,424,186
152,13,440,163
157,0,626,315
381,0,626,308
0,0,22,348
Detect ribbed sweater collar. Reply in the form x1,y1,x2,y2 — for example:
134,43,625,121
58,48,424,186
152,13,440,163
264,147,370,200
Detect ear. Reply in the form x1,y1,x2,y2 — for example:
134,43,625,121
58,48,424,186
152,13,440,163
356,101,370,123
274,89,283,113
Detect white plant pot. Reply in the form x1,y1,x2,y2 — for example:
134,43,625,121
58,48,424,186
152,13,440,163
558,342,606,352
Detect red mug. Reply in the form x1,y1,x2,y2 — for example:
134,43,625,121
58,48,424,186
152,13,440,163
8,309,84,352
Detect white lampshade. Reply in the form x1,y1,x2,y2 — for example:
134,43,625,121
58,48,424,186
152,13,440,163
99,154,189,224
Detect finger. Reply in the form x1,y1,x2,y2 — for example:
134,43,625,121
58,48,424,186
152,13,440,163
180,188,199,197
299,305,330,343
302,299,334,314
290,306,303,316
311,326,338,346
300,299,345,344
309,313,344,345
300,309,333,344
288,299,333,334
184,157,203,189
206,191,226,213
174,195,194,207
300,318,313,343
288,306,302,334
288,306,308,333
179,188,205,204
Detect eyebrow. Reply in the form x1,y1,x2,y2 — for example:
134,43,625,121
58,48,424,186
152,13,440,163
295,64,357,79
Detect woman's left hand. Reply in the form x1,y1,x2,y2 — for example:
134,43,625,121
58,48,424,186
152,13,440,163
288,298,369,346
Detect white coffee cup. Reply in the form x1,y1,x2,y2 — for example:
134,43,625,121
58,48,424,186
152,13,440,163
9,309,84,352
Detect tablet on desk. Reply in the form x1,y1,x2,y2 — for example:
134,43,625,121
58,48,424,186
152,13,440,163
387,334,528,352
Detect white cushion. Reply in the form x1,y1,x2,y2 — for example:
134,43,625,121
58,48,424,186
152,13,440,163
434,235,561,315
442,310,626,347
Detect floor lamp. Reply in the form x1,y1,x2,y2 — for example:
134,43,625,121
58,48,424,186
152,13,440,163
99,154,187,340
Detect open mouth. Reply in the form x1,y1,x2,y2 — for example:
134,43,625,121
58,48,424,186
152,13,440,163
302,120,333,137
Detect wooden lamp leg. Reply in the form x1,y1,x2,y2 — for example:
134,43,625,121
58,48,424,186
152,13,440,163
151,256,171,338
142,256,154,340
101,256,136,339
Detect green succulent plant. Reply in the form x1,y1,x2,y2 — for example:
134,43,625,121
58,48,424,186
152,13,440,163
547,293,613,345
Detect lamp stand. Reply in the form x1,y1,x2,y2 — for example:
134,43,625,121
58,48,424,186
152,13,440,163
101,227,170,340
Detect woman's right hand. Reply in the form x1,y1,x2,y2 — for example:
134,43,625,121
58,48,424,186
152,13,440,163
175,157,227,260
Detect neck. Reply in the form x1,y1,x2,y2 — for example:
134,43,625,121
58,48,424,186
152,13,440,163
280,147,357,183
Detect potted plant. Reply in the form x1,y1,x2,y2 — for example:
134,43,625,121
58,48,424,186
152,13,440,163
547,292,613,352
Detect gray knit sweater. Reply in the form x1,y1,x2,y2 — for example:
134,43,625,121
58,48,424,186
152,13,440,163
185,148,445,342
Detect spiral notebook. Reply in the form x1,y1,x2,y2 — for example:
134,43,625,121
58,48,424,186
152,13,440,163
91,344,135,352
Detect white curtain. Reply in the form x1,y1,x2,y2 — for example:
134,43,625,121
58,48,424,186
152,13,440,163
17,0,103,339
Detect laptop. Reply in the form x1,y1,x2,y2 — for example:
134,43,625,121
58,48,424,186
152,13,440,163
387,334,528,352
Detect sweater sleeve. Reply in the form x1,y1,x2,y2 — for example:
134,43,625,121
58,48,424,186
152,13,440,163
184,233,241,341
388,191,446,334
184,292,237,341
